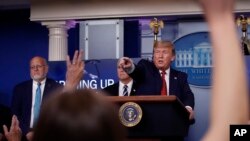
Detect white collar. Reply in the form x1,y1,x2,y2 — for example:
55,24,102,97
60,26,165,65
159,68,170,75
33,78,46,85
119,80,133,88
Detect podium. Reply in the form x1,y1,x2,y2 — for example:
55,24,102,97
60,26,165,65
105,96,190,140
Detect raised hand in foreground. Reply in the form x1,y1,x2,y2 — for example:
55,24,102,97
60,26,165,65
3,115,22,141
199,0,249,140
64,50,85,91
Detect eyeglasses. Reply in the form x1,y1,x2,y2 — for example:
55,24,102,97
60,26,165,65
30,65,46,70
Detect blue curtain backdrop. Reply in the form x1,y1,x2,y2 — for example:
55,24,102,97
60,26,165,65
0,9,79,106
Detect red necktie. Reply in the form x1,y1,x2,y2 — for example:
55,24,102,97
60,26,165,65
161,71,167,96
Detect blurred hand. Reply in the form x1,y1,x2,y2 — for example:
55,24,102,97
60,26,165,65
118,57,133,71
199,0,234,20
64,50,84,91
26,131,34,141
3,115,22,141
185,106,194,120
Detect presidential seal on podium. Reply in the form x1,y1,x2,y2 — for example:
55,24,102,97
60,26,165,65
119,102,142,127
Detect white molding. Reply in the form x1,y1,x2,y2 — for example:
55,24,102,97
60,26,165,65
31,0,250,21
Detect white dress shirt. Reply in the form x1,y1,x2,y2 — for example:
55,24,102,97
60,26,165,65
119,80,133,96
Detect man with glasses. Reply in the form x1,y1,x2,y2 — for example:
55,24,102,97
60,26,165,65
11,56,62,141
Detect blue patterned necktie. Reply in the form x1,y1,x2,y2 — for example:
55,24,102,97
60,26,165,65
33,82,41,125
123,85,128,96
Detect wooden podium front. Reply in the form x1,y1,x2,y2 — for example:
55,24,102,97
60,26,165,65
105,96,190,141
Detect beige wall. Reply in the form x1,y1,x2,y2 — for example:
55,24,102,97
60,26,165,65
30,0,250,21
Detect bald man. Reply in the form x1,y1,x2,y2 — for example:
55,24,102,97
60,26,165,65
11,56,62,140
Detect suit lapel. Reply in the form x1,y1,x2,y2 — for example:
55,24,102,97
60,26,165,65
130,82,137,96
151,63,162,93
27,80,33,104
27,80,33,125
43,79,50,99
114,83,119,96
169,69,178,95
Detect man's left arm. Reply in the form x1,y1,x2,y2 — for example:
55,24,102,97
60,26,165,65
181,73,195,120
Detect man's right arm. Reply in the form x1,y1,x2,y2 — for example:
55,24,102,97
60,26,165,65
119,57,146,84
118,57,135,74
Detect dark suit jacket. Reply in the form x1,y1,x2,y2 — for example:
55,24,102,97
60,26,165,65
130,59,194,108
0,104,12,135
11,78,62,135
103,81,137,96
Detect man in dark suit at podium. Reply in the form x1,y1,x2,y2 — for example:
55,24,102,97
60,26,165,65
11,56,62,141
119,40,194,141
104,58,137,96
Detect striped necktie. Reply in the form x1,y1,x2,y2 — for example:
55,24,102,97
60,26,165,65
33,82,41,125
123,85,128,96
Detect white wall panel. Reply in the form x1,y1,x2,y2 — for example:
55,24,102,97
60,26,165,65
30,0,250,21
